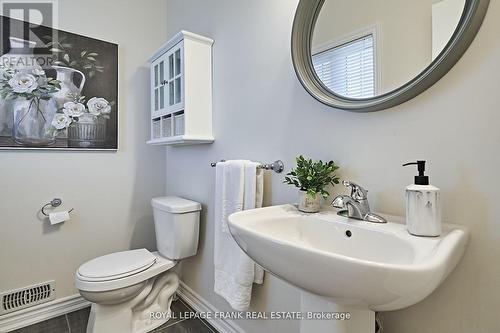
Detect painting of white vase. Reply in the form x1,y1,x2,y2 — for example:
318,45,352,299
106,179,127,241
52,65,86,110
12,97,58,146
0,15,118,150
0,37,43,138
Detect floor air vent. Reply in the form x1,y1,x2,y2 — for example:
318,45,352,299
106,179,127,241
0,281,56,315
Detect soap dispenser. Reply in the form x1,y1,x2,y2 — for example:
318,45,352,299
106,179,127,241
403,161,441,236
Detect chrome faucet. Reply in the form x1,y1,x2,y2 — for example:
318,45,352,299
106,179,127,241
331,181,387,223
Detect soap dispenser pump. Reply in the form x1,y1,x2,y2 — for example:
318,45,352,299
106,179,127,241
403,161,441,236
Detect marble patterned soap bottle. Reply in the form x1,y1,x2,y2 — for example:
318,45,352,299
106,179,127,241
403,161,441,237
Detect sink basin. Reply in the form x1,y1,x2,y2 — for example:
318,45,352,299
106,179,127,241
228,204,469,332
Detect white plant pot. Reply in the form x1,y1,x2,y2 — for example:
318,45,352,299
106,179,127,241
298,190,321,213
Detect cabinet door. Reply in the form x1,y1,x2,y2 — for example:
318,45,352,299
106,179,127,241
151,54,168,115
167,42,184,110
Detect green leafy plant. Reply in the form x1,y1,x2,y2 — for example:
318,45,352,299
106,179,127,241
44,35,105,79
284,155,340,198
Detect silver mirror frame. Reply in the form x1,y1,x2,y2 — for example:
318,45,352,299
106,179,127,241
291,0,490,112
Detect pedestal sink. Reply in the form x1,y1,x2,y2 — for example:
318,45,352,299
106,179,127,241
228,205,469,333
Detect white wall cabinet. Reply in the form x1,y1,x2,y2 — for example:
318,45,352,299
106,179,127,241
147,31,214,146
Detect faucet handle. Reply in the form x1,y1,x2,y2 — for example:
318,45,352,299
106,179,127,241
343,181,368,200
331,195,345,209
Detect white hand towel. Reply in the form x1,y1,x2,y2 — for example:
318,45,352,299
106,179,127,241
214,160,265,311
216,160,245,234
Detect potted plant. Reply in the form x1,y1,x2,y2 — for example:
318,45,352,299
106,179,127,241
284,155,340,213
49,94,114,147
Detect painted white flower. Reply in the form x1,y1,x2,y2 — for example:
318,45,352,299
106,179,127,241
51,114,72,130
62,102,85,117
87,97,111,115
32,68,45,76
8,72,38,93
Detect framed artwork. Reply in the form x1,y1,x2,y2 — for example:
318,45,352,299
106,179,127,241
0,15,118,150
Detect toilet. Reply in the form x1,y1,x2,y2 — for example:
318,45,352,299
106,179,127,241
75,196,201,333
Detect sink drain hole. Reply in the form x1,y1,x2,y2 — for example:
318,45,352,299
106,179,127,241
345,230,352,238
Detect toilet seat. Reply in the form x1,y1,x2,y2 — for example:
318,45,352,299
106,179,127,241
75,250,175,292
78,249,157,282
78,249,156,282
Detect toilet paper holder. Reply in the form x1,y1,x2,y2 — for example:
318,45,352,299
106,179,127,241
41,198,74,216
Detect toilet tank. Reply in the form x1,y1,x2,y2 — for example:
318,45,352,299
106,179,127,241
151,196,201,260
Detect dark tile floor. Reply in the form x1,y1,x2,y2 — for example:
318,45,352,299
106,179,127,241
11,297,217,333
154,299,217,333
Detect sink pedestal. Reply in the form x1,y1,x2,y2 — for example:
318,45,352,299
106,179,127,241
300,291,374,333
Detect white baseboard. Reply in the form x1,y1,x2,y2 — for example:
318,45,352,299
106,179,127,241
177,281,246,333
0,294,90,333
1,283,245,333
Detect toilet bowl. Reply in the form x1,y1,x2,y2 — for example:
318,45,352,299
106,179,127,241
75,197,201,333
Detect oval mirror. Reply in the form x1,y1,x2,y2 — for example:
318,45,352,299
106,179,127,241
291,0,489,112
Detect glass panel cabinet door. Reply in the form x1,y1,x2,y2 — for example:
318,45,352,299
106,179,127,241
166,43,184,109
151,43,184,116
151,55,168,115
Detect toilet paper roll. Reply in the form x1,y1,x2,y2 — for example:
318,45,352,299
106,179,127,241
48,211,70,225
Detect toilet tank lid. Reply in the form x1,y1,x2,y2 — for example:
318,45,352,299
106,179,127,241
151,196,202,213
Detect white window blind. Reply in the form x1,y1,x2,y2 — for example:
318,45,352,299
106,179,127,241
313,35,375,98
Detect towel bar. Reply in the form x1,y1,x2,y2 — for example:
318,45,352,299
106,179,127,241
210,160,284,174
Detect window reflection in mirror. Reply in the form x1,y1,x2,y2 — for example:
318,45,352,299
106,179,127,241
312,0,465,99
